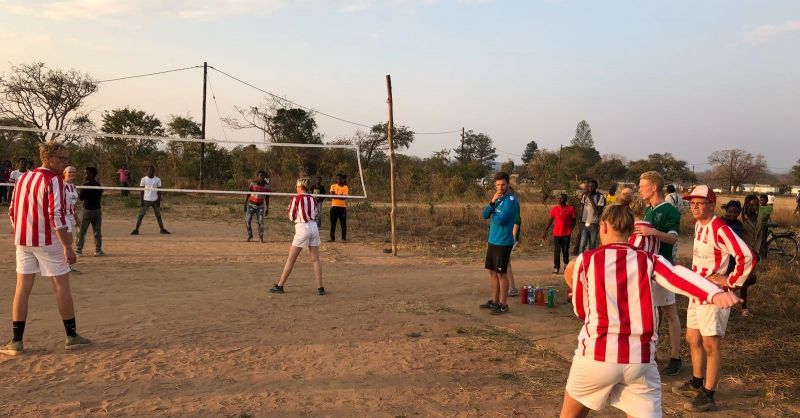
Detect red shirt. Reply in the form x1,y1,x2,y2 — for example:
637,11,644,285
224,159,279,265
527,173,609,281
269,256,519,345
628,221,660,255
571,243,721,364
550,204,577,237
9,168,68,246
247,182,271,205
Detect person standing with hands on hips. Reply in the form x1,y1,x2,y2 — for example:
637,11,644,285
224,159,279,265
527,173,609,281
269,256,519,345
328,174,349,242
479,172,520,315
578,179,605,252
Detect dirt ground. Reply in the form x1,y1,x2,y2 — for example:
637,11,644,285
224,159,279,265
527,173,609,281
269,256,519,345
0,217,796,417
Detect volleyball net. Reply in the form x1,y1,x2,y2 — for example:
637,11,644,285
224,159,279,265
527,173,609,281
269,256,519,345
0,125,368,200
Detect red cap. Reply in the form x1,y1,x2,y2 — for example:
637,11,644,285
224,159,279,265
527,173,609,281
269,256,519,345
682,185,716,204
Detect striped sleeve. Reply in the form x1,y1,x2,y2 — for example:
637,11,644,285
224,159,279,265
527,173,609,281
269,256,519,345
48,175,68,230
717,224,755,287
288,196,299,221
652,255,721,303
572,254,588,320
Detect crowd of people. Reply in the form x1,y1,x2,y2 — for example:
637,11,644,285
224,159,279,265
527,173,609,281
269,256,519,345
479,170,770,415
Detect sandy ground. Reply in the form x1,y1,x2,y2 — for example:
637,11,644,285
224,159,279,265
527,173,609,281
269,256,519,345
0,217,791,417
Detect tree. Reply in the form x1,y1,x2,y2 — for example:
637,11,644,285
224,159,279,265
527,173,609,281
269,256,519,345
627,153,695,184
521,140,538,164
501,159,515,174
707,149,768,192
100,108,165,168
792,159,800,184
166,115,202,180
355,123,415,168
560,145,601,183
0,62,98,143
570,120,594,148
588,158,628,187
468,131,497,172
225,97,322,144
528,149,560,203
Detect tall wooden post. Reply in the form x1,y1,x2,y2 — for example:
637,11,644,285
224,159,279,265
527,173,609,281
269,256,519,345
386,75,397,256
460,127,465,164
200,62,207,189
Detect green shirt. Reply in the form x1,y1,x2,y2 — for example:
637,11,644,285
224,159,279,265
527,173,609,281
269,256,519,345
644,202,681,263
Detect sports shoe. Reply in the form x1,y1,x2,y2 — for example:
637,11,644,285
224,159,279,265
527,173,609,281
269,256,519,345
247,235,253,242
318,287,326,296
0,340,23,356
673,379,702,398
160,229,171,235
94,250,105,256
326,239,335,243
75,249,83,256
479,300,497,309
65,334,92,351
662,358,682,376
268,284,284,294
130,229,139,235
553,268,559,274
508,287,520,297
741,309,752,317
685,389,716,412
490,303,509,315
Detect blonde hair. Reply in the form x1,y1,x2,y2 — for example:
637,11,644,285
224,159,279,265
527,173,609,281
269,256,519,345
616,192,647,220
296,177,310,191
639,171,664,195
39,140,67,163
64,166,77,174
600,204,634,237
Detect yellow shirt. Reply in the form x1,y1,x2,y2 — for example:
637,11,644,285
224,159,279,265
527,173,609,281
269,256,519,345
330,184,349,207
606,194,617,206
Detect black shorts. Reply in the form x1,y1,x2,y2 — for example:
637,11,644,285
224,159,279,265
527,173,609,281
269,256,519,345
485,243,513,273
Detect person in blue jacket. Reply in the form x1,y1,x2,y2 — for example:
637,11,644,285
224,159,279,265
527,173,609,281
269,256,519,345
479,171,520,315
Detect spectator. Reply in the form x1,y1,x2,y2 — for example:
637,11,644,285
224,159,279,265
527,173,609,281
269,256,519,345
578,179,605,252
542,193,577,274
76,167,104,256
117,164,130,197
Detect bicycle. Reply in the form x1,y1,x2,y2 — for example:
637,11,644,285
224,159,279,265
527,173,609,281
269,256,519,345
765,222,798,265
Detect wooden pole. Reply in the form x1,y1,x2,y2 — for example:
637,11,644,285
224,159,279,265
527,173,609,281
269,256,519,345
200,62,207,189
386,75,397,256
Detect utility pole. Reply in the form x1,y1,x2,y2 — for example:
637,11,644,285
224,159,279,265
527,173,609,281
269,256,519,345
460,127,465,165
200,62,208,189
386,75,397,256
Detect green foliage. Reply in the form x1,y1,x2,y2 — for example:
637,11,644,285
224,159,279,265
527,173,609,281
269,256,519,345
626,152,695,185
588,158,628,187
560,145,601,182
521,140,538,164
527,149,560,203
355,123,415,168
570,120,594,148
791,159,800,184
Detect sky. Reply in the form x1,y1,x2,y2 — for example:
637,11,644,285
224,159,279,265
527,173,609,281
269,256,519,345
1,0,798,173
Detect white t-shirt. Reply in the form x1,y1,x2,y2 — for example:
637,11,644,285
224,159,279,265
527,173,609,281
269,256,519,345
9,170,25,183
140,176,162,202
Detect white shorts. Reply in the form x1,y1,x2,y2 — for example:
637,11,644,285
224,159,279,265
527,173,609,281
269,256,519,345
67,215,76,233
686,301,730,336
566,354,662,418
16,244,71,277
651,281,676,307
291,222,321,248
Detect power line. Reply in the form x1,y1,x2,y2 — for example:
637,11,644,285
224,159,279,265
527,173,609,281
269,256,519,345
209,65,374,129
414,129,461,135
206,72,229,142
496,147,523,157
96,65,203,83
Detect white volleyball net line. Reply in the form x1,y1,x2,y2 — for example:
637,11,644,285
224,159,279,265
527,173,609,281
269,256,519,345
0,126,368,200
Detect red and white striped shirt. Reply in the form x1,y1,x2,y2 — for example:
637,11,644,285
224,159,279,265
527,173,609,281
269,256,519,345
628,220,660,255
288,193,317,223
8,168,68,246
571,243,722,364
64,183,78,216
690,216,755,303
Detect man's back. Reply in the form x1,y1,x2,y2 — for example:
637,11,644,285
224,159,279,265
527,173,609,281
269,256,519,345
9,168,67,246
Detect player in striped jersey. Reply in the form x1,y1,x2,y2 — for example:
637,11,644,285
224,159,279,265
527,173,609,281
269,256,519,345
673,185,754,412
1,141,92,356
560,205,740,418
63,166,80,234
269,177,325,296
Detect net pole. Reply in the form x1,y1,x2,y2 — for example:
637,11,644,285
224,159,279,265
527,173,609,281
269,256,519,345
386,75,397,256
200,61,208,189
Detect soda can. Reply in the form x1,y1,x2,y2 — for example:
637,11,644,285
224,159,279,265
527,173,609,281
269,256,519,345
536,288,545,305
547,288,555,308
528,286,536,305
520,286,528,304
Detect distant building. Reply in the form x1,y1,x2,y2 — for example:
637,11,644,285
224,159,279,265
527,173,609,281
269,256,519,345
791,186,800,195
740,184,755,193
753,184,780,194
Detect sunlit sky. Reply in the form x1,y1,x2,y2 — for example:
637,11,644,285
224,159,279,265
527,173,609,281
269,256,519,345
1,0,798,172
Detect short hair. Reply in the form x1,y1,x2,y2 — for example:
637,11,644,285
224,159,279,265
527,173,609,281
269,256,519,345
64,165,77,173
722,200,742,211
587,179,598,187
337,173,346,179
640,171,664,194
18,157,27,163
494,172,510,182
609,184,617,193
666,184,676,193
85,166,98,176
744,194,759,206
296,177,310,191
257,170,267,176
759,194,768,199
39,140,67,162
616,192,647,219
601,204,634,238
560,193,568,199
